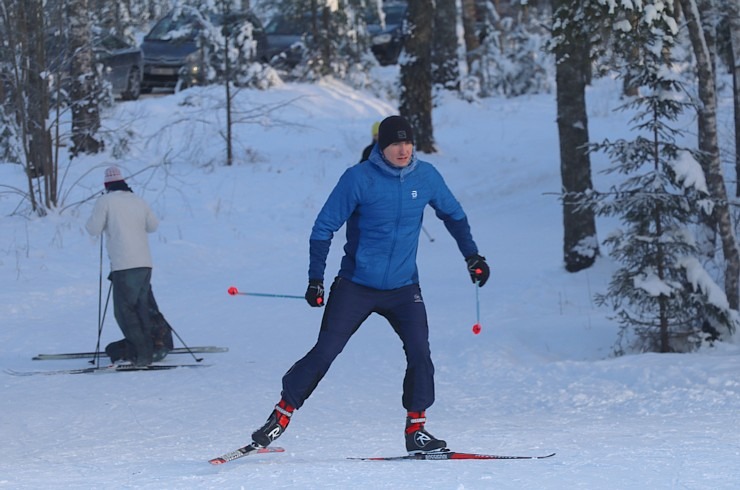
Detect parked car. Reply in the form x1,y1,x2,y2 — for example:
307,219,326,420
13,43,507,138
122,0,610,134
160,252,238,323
262,14,313,68
94,33,143,100
45,31,143,102
140,7,268,92
263,4,408,69
366,2,407,65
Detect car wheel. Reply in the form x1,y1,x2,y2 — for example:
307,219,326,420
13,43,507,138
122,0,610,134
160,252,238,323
121,67,141,100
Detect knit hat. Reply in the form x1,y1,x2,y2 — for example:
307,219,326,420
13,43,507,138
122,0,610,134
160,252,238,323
104,166,123,184
378,116,414,151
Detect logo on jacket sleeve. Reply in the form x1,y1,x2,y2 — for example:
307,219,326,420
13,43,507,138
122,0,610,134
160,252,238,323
411,190,418,199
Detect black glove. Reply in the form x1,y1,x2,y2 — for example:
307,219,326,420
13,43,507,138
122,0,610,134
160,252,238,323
305,279,325,307
465,254,490,287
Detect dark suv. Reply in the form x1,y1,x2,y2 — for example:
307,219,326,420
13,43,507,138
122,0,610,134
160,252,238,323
262,14,313,68
95,33,143,100
141,7,267,92
45,30,143,101
366,2,407,65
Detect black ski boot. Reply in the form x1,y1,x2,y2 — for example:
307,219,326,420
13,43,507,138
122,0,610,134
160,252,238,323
405,411,447,454
251,399,294,447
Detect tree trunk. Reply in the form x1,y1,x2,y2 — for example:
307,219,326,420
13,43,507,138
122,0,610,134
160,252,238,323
400,0,435,153
4,0,53,213
432,0,459,90
679,0,740,317
69,0,103,156
729,0,740,197
460,0,480,73
224,11,233,166
553,0,598,272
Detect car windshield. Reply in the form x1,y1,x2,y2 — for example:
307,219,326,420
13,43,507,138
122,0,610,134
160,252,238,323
147,9,260,41
383,5,406,25
265,14,313,35
146,12,202,41
365,4,406,26
97,35,129,51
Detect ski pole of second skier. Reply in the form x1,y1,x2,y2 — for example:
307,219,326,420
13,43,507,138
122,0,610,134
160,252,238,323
168,326,204,362
90,283,112,366
91,237,111,366
227,286,303,300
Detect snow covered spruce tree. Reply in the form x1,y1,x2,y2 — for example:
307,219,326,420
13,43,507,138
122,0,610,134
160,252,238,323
172,3,275,89
463,1,551,99
589,4,739,354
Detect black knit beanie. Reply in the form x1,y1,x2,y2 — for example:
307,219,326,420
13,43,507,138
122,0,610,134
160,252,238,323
378,115,414,151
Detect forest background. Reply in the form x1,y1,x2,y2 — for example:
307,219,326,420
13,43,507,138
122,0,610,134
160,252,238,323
3,0,740,352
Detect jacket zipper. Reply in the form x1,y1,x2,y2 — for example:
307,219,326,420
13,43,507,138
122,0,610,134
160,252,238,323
382,173,404,288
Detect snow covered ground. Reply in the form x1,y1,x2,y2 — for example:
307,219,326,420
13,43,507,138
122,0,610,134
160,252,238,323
1,70,739,489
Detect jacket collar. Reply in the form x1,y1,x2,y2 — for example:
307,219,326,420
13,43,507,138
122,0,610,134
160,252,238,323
368,144,418,177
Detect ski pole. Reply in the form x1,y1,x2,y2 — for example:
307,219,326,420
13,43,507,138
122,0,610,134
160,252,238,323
90,283,112,366
422,225,435,243
91,237,111,367
472,282,482,335
168,325,203,363
227,286,303,300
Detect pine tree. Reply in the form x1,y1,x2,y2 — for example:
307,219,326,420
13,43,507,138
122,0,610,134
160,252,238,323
466,1,551,99
192,2,273,87
589,3,739,353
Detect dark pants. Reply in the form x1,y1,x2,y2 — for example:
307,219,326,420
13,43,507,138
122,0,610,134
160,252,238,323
281,277,435,412
106,267,173,365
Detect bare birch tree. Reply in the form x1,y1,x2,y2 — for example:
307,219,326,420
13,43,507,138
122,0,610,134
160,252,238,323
678,0,740,314
728,0,740,197
460,0,480,74
0,0,53,213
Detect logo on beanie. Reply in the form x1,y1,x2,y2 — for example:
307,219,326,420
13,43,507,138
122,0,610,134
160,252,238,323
397,130,407,140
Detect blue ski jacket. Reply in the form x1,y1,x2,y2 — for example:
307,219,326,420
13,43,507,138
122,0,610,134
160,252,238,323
308,144,479,290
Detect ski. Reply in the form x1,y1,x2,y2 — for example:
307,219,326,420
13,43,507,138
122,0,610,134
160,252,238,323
5,363,211,376
349,450,556,461
33,346,228,361
209,444,285,465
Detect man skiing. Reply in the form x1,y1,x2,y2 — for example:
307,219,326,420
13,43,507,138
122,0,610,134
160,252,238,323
250,115,489,454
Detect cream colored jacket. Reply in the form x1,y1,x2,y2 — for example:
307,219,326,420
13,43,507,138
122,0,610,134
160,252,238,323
86,191,159,271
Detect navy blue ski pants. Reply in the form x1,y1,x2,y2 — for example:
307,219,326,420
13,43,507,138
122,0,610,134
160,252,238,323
281,277,435,412
110,267,155,365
